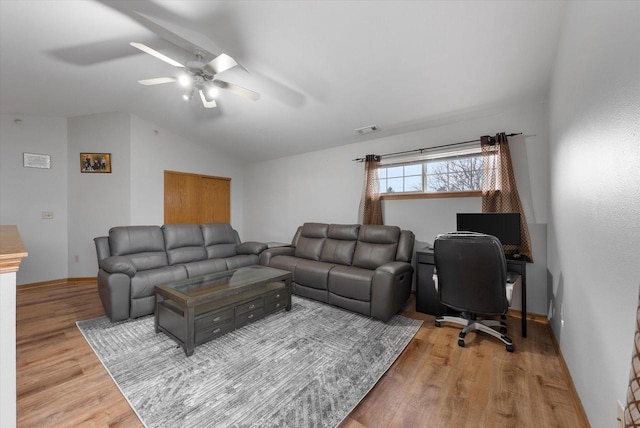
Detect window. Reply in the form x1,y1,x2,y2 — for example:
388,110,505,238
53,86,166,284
378,145,483,196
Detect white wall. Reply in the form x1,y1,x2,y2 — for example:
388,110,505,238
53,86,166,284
0,114,68,285
129,116,246,236
68,112,131,278
244,100,550,314
1,111,249,282
548,2,640,427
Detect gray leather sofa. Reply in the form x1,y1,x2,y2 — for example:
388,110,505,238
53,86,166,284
94,223,266,321
259,223,415,322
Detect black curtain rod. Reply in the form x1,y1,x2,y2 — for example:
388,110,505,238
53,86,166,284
352,132,523,162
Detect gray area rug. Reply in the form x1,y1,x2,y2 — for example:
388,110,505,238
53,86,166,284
77,296,422,428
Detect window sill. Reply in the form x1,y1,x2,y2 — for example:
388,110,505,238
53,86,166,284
381,191,481,200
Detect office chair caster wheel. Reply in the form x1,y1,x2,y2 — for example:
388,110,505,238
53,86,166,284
435,320,441,328
506,344,514,352
458,338,465,347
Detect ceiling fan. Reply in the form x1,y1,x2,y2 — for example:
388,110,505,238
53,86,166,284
130,42,260,109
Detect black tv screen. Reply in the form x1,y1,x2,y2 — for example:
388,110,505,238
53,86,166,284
456,213,521,246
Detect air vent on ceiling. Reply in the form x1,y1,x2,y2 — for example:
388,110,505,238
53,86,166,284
355,125,380,135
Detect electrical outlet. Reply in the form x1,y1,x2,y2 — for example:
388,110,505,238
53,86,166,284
617,400,625,428
41,211,54,219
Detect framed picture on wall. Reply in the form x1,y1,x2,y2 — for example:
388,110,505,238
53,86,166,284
80,153,111,173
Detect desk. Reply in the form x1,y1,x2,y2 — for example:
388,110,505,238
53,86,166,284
415,249,528,338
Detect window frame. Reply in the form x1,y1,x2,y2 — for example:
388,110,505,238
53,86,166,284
377,144,484,200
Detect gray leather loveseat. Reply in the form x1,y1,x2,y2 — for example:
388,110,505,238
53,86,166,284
94,223,266,321
260,223,415,322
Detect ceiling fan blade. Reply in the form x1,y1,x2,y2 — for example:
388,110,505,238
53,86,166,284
130,42,184,68
203,54,238,75
213,80,260,101
138,77,177,86
199,90,217,109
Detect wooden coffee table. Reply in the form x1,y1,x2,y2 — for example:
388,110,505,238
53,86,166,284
154,265,292,356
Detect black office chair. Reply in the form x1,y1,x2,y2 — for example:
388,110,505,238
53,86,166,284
433,232,514,352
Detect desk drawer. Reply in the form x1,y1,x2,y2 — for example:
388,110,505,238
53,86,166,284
236,298,264,315
417,252,434,264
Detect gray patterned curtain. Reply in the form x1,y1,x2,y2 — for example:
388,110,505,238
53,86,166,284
481,132,533,262
358,154,383,225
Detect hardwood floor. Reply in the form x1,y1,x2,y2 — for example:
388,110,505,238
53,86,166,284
16,279,589,427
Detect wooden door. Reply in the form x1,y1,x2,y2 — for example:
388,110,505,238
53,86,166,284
164,171,230,224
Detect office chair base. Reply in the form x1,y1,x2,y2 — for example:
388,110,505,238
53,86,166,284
435,315,514,352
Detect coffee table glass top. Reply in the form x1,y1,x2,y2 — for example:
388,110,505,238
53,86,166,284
158,265,290,299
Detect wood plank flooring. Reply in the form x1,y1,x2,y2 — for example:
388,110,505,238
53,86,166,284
16,279,589,427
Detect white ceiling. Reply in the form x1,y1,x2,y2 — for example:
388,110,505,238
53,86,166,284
0,0,567,162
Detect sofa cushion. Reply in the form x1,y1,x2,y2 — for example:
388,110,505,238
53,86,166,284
328,265,375,301
130,265,186,299
182,258,228,277
352,225,400,270
162,224,207,265
294,260,336,290
269,255,304,280
128,252,169,271
225,254,260,270
294,223,328,261
320,224,359,265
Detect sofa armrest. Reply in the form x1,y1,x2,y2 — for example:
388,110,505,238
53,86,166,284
370,262,414,322
259,246,295,266
237,241,268,255
99,256,137,277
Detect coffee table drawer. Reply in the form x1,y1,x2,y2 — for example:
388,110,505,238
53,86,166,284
196,320,234,344
265,290,288,312
236,298,263,315
235,307,264,328
197,307,234,329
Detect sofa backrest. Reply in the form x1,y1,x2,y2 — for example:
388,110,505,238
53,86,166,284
108,226,168,271
290,223,414,268
200,223,240,259
352,225,401,270
294,223,328,261
162,224,207,265
320,224,359,265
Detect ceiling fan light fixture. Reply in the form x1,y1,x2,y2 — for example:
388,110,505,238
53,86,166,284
183,88,194,101
206,85,219,99
178,73,192,87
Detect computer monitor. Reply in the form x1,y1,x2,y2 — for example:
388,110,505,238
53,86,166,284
456,212,521,246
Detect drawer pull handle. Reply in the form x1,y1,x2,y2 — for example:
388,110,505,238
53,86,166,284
249,304,255,309
213,317,221,322
276,294,280,298
248,314,254,319
213,328,220,333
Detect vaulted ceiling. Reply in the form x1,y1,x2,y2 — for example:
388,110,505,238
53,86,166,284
0,0,567,162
